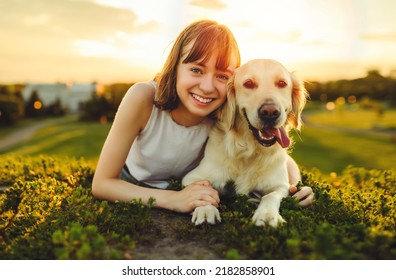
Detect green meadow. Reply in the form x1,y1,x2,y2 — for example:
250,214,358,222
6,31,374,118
0,107,395,260
303,105,396,130
292,107,396,175
1,107,395,175
292,126,394,174
1,115,111,164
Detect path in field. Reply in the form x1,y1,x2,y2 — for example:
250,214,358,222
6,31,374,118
0,117,72,192
0,118,65,151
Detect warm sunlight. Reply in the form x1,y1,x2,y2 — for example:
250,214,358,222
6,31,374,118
1,0,396,83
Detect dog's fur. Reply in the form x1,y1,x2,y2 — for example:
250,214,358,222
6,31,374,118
182,59,308,227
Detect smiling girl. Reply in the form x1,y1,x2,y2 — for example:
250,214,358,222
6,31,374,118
91,20,314,213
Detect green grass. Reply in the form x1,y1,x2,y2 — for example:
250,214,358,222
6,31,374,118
1,115,111,163
1,108,395,176
0,110,395,260
288,107,396,175
0,155,395,259
304,106,396,130
291,126,396,175
0,118,40,138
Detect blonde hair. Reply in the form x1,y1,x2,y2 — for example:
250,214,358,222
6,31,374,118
154,20,241,110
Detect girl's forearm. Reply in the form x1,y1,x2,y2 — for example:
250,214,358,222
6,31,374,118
286,155,301,185
92,178,176,210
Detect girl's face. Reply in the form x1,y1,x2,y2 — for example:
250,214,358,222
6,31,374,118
175,45,238,125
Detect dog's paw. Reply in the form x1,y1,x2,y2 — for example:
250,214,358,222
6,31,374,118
191,205,221,225
252,208,286,227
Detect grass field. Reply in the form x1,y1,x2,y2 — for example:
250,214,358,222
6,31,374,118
304,105,396,130
1,154,395,260
291,106,396,175
1,110,395,260
0,115,111,163
291,126,395,174
0,118,40,138
1,108,395,175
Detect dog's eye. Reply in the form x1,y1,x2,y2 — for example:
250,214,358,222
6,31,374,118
243,80,257,89
277,80,287,88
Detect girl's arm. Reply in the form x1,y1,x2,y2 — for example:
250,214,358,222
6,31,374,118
286,155,315,206
92,82,219,213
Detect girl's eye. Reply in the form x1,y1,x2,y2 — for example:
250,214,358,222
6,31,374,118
277,80,287,88
217,74,229,81
243,80,257,89
191,68,202,74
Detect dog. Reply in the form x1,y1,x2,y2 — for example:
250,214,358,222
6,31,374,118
182,59,308,227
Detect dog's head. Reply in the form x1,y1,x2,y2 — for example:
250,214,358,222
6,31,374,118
217,59,308,148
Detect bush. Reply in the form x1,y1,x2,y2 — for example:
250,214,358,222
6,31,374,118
0,101,20,125
0,155,395,259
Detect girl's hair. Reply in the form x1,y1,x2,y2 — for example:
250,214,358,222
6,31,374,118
154,20,241,110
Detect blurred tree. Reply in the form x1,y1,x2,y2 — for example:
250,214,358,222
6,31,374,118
306,70,395,107
45,97,66,117
0,100,19,125
0,85,25,125
79,83,132,122
25,90,44,118
105,83,133,109
79,93,114,122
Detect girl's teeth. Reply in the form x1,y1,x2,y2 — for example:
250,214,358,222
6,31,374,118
193,94,213,104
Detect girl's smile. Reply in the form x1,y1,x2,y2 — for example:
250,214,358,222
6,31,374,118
191,93,214,105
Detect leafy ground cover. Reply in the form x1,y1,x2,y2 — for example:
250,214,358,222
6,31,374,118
0,155,395,260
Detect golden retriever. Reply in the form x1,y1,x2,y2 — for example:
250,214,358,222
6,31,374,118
182,59,308,227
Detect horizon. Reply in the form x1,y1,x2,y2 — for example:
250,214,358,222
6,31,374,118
1,0,396,84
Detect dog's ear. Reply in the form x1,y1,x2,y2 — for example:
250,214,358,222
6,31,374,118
288,73,308,129
216,75,236,130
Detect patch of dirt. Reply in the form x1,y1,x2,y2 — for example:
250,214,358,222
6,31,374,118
131,209,220,260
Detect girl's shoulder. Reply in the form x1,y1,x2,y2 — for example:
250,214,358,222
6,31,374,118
116,81,156,131
124,81,156,105
121,81,156,112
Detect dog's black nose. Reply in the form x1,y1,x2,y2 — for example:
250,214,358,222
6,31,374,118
259,103,280,122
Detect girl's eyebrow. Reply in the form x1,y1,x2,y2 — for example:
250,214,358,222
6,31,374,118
193,61,206,67
192,62,233,75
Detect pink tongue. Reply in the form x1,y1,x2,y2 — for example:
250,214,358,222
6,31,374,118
269,127,290,148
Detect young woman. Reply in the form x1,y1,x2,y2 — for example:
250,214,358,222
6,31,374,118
92,20,314,214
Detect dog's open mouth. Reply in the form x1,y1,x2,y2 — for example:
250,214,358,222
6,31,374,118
242,109,291,148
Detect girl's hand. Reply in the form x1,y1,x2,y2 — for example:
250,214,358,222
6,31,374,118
169,180,220,213
289,185,315,207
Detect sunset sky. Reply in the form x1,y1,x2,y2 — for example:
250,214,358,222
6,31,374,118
1,0,396,84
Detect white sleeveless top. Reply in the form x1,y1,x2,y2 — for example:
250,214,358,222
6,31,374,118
125,84,214,189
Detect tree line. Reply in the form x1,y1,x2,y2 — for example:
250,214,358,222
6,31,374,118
305,70,396,106
0,83,133,126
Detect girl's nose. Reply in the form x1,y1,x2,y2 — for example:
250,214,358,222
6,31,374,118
199,75,215,94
